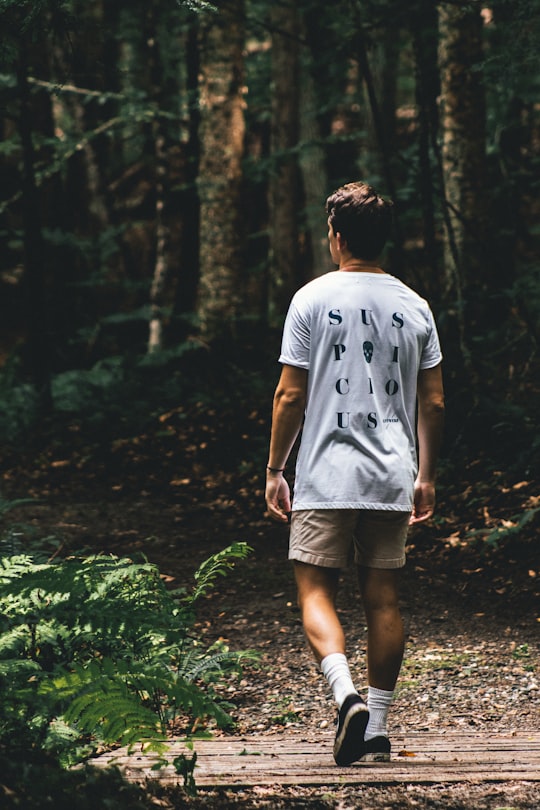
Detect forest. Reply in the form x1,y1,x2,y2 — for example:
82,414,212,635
0,1,539,808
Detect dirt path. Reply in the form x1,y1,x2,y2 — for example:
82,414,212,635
5,491,538,808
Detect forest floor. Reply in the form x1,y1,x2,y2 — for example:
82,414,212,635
1,382,539,809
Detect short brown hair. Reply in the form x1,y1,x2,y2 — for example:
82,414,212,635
325,182,394,260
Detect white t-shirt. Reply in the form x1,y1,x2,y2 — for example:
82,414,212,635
279,271,442,511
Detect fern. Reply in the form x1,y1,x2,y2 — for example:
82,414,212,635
173,750,198,796
0,497,36,519
0,542,259,766
62,677,163,748
177,640,256,683
191,541,251,601
0,657,40,677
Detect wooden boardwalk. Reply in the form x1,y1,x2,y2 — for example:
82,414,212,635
93,731,540,787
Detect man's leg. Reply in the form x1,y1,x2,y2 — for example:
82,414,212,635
294,561,369,765
357,565,404,690
293,561,343,663
357,565,404,760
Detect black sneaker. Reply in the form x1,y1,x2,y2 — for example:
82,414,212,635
360,735,391,762
333,694,369,766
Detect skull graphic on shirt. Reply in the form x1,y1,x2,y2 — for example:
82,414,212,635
363,341,374,363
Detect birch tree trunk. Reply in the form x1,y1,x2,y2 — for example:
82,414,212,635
269,1,301,316
197,1,246,341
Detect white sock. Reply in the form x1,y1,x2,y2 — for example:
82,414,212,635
320,653,358,708
365,686,393,740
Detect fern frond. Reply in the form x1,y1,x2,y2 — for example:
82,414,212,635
0,657,41,678
178,646,259,682
191,542,252,603
0,624,32,655
0,543,255,762
0,554,48,584
164,678,232,728
0,497,36,518
56,665,165,746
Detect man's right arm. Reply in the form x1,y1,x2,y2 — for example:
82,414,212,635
410,363,445,524
265,364,308,523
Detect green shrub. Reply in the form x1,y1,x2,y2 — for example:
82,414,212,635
466,507,540,550
0,542,257,766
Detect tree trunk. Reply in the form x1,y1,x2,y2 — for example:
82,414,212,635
411,0,440,293
438,3,487,294
17,40,52,410
437,3,488,392
362,27,399,185
489,0,533,286
197,1,246,341
146,5,170,354
299,23,328,279
147,126,169,353
269,0,301,316
173,22,201,334
355,26,405,277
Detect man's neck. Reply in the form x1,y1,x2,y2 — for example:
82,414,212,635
338,256,386,273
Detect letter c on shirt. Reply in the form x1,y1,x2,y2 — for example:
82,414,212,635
336,378,350,395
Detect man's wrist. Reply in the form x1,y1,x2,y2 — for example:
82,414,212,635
266,465,286,474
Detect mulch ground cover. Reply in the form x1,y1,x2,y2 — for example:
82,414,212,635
1,394,538,808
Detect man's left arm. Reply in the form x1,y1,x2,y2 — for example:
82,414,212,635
410,363,445,525
265,364,308,523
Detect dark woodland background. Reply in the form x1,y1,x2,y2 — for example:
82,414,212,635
0,0,538,558
0,3,539,807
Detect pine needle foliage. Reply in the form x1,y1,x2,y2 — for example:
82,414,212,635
0,542,257,766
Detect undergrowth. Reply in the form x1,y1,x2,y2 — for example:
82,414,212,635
0,541,257,769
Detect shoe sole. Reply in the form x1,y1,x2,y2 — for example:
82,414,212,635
360,735,391,763
333,704,370,766
360,751,391,762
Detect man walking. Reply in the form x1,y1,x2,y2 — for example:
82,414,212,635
265,182,444,765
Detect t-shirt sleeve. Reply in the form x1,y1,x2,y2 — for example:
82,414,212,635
419,306,443,370
278,295,311,369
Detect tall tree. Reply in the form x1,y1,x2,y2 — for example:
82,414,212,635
197,0,246,341
300,1,349,276
268,0,302,315
362,24,400,188
146,2,170,354
487,0,540,284
0,0,73,408
351,5,406,276
172,21,201,333
410,0,441,292
299,15,329,279
438,1,487,296
16,37,53,409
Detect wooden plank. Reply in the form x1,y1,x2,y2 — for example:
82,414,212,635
92,732,540,787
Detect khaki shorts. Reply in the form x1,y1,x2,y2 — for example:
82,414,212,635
289,509,411,569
